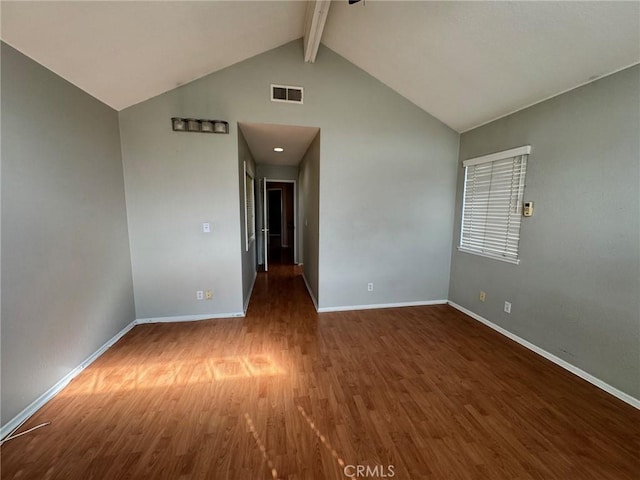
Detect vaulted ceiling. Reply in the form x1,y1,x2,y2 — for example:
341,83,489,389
2,1,638,132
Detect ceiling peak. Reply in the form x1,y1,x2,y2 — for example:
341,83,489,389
303,0,331,64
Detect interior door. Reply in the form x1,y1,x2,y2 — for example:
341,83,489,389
261,178,269,271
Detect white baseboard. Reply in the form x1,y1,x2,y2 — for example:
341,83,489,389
301,273,319,311
136,312,244,324
244,272,257,314
0,319,137,440
447,301,640,410
318,299,447,313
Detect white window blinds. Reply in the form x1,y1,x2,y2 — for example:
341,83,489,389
460,146,530,264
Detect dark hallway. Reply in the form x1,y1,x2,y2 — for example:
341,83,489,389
266,181,295,266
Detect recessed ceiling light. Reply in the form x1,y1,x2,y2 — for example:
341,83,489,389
274,147,284,152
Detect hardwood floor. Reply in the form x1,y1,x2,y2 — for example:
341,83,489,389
2,265,638,479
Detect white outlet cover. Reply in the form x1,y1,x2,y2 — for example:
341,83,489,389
504,301,512,313
196,290,204,300
202,222,211,233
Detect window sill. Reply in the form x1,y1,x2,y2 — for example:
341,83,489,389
457,246,520,265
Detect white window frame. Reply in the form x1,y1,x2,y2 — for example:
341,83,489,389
459,145,531,264
244,163,255,252
270,84,304,104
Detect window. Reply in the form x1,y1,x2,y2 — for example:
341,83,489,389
459,145,530,264
244,165,255,251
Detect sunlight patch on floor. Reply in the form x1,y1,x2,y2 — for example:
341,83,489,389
58,354,285,396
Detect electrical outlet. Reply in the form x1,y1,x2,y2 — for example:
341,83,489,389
205,290,213,300
202,222,211,233
196,290,204,300
504,301,512,314
367,283,374,292
479,291,486,302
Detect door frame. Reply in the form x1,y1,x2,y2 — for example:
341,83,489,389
262,178,297,267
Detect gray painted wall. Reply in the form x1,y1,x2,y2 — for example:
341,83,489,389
238,129,257,311
119,40,459,315
312,57,459,309
1,43,135,425
449,65,640,399
299,133,321,301
119,97,245,319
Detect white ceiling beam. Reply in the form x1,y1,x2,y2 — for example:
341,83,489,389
303,0,331,63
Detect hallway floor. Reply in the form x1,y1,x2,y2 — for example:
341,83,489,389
1,265,638,479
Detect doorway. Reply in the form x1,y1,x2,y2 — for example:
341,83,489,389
237,121,319,306
265,180,295,266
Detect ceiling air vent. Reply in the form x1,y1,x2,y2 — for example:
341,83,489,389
271,84,304,104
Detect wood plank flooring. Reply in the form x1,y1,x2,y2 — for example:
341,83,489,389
2,265,638,479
